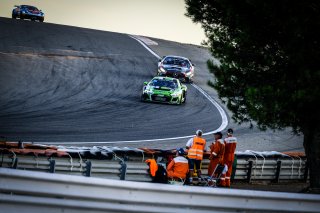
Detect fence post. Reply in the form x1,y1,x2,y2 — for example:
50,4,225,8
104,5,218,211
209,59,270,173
303,160,309,183
18,141,24,149
12,158,18,169
49,159,55,173
120,162,127,180
85,161,92,177
247,161,253,183
231,156,237,182
274,160,282,183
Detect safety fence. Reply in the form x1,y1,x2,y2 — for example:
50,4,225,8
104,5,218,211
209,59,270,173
0,168,319,213
0,142,307,184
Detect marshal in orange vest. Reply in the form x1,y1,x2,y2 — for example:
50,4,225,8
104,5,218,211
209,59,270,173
187,136,206,160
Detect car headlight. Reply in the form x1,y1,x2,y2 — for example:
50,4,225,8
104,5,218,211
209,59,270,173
185,71,192,76
159,66,166,73
145,89,153,94
171,91,181,97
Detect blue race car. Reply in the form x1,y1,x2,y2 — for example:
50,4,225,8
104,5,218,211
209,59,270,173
12,5,45,22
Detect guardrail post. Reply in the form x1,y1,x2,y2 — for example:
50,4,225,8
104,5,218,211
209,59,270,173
85,161,92,177
18,141,24,149
12,157,18,169
274,160,282,183
0,150,3,167
303,160,309,183
247,161,253,183
120,162,127,180
231,156,237,182
49,159,55,173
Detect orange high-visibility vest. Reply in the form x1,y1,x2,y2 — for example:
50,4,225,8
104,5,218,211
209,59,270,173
188,136,206,160
167,156,189,179
208,139,225,176
145,159,158,177
224,136,237,162
210,139,225,164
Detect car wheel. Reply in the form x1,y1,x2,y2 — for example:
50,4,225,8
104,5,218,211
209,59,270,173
175,96,182,105
12,14,16,19
39,18,44,22
20,15,24,20
182,92,187,103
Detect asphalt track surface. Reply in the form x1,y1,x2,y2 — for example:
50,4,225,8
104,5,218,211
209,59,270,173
0,17,223,144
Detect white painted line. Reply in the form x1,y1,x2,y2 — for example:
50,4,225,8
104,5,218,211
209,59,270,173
38,135,209,145
130,35,158,46
128,35,161,59
44,35,229,145
191,83,228,134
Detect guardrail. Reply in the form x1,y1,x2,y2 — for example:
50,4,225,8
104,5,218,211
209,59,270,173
0,168,319,213
0,150,307,183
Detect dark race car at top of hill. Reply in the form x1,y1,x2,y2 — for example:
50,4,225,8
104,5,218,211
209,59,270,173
12,5,45,22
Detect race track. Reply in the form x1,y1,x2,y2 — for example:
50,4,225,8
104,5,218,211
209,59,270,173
0,17,224,144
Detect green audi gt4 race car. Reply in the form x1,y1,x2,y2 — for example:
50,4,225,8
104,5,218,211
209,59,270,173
141,77,187,105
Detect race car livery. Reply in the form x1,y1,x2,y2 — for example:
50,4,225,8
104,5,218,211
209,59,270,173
157,55,195,83
141,76,187,105
12,5,45,22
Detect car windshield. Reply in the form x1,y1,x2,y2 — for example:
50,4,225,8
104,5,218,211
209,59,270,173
150,79,178,89
22,5,38,11
163,57,190,68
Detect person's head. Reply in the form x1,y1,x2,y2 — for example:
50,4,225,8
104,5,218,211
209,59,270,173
176,148,185,156
196,129,203,137
214,132,223,140
227,128,233,136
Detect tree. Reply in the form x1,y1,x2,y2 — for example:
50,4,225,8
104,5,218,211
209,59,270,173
185,0,320,192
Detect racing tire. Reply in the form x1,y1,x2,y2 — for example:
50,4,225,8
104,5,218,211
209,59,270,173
39,18,44,22
176,96,183,105
182,92,187,104
12,14,17,19
187,78,193,83
20,16,24,20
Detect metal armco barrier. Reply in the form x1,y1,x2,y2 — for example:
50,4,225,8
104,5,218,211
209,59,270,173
0,168,319,213
0,142,308,184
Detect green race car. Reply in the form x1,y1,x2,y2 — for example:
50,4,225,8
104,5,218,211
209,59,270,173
141,76,187,105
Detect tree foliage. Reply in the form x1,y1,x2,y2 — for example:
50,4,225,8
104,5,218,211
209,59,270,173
185,0,320,133
185,0,320,191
